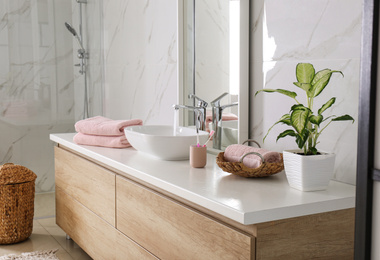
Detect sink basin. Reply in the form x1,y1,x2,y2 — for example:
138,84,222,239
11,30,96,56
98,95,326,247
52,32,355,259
124,125,209,160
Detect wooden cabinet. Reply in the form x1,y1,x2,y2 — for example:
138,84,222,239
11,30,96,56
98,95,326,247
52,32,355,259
55,147,157,260
254,209,354,260
116,175,253,259
56,187,157,260
54,145,354,260
54,146,116,226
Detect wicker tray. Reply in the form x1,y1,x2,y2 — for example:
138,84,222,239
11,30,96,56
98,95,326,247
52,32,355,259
216,142,284,178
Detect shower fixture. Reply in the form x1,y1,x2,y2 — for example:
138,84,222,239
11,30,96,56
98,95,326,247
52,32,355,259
64,22,85,52
65,0,88,119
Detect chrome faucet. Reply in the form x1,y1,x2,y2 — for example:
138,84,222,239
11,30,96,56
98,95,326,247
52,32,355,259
211,93,238,150
188,94,208,109
173,103,207,132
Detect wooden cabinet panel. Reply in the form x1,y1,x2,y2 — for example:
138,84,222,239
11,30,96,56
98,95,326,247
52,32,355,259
255,208,355,260
56,187,158,260
116,175,254,260
55,146,116,226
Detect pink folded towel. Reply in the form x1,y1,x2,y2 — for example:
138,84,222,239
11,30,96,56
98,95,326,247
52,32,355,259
73,133,131,148
224,144,282,168
205,111,238,131
75,116,143,136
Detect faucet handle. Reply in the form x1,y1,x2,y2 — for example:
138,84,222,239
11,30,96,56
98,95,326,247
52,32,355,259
211,92,228,107
188,94,208,108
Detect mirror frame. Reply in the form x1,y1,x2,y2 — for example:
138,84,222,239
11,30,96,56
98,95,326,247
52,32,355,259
177,0,249,146
354,0,379,257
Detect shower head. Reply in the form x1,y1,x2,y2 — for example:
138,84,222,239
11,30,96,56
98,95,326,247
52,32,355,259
65,22,77,37
64,22,85,51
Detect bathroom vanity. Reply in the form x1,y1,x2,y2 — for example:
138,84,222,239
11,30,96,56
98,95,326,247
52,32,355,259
50,133,355,260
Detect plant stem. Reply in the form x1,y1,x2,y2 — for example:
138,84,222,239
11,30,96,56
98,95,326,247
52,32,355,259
318,120,333,136
313,125,319,148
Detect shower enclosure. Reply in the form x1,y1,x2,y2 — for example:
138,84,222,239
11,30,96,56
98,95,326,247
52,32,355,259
0,0,103,192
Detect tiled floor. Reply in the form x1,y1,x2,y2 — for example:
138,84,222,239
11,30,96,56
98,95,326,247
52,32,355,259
0,192,92,259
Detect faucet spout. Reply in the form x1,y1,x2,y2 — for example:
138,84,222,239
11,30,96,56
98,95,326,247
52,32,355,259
221,102,238,110
188,94,208,108
211,92,228,107
173,104,207,131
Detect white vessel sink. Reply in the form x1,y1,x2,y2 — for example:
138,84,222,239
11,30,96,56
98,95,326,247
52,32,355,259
124,125,209,160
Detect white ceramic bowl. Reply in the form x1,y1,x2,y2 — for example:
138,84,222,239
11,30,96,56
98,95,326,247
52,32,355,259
124,125,209,160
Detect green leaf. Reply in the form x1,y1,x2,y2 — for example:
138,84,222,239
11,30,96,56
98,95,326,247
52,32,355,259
255,88,297,99
296,63,315,84
318,97,336,115
331,114,355,123
293,82,311,92
291,104,310,111
278,114,292,125
295,129,309,149
309,147,318,155
276,129,297,142
290,107,310,134
263,114,291,142
309,70,343,97
309,115,323,126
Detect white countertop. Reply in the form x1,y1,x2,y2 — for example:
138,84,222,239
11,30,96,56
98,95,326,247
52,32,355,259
50,133,356,225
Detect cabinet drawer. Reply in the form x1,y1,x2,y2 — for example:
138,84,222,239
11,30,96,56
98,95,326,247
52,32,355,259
56,187,158,260
116,175,254,260
255,208,355,260
54,146,116,226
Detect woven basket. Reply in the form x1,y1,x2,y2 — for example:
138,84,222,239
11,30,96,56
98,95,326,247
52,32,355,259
216,145,284,178
0,163,37,244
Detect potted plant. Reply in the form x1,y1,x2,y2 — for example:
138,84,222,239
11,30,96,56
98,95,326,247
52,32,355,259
255,63,354,191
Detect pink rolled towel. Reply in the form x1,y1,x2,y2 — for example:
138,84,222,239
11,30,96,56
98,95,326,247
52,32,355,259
73,133,131,148
224,144,282,168
75,116,143,136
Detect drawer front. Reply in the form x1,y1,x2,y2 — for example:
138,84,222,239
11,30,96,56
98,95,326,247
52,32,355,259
55,146,116,226
116,175,254,260
56,187,158,260
255,208,355,260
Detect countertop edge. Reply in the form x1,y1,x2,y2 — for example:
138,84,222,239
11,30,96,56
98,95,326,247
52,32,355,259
50,133,356,226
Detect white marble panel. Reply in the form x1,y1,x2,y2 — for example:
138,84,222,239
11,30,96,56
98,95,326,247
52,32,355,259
261,0,362,62
71,0,104,119
194,0,230,104
103,0,178,124
105,63,177,125
250,0,362,185
0,0,80,192
84,0,104,117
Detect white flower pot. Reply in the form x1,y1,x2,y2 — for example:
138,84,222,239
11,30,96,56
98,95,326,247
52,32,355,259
283,150,336,191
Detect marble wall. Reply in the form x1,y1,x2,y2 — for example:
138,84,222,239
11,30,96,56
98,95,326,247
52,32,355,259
1,0,360,192
250,0,362,185
101,0,361,185
102,0,178,125
0,0,103,193
72,0,104,119
0,0,75,192
193,0,230,104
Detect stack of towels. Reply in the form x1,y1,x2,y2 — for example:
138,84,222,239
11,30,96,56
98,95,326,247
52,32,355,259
224,144,282,168
73,116,143,148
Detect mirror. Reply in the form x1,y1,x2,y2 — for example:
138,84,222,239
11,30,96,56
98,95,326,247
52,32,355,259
177,0,249,151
